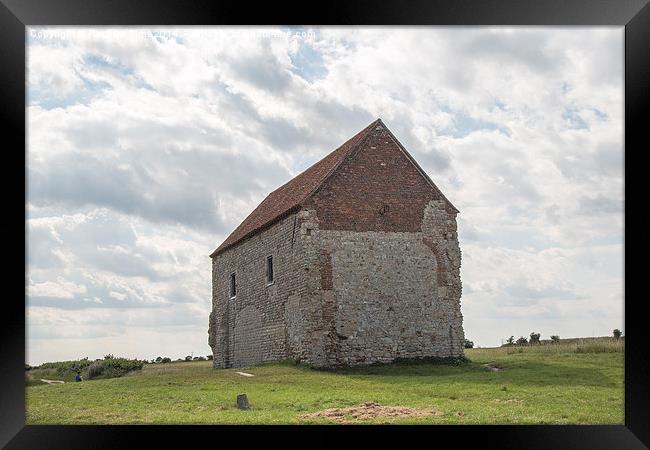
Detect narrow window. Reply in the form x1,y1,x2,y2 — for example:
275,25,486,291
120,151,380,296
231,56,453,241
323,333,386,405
229,273,236,298
266,255,274,285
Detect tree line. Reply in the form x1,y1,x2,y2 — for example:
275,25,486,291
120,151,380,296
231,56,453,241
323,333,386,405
150,355,214,363
463,329,623,349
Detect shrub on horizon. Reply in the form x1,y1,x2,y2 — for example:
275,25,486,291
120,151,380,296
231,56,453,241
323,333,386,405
529,332,541,345
84,357,145,380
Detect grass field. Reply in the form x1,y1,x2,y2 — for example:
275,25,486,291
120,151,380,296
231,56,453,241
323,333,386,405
26,340,624,424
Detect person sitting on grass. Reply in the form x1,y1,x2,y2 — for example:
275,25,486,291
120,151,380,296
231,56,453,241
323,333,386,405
75,372,82,382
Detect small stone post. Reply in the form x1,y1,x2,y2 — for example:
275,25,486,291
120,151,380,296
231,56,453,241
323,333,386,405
236,393,250,410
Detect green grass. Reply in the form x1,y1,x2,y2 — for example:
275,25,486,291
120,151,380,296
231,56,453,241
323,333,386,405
26,367,78,383
26,344,623,424
502,337,624,354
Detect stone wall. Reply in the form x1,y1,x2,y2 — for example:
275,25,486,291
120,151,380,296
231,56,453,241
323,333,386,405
296,201,464,368
295,123,464,367
209,212,308,368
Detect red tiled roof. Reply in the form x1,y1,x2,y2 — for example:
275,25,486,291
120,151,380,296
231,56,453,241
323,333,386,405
210,118,460,257
210,119,382,257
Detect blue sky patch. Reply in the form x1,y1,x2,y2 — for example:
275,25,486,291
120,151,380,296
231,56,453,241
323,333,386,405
29,77,112,109
84,53,154,90
592,108,608,120
441,110,511,138
84,54,132,73
562,107,589,130
288,41,328,83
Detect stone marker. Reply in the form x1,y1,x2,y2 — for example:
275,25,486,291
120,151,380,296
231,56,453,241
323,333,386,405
236,393,250,410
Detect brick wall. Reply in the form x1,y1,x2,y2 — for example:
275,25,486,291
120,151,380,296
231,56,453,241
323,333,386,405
304,125,455,233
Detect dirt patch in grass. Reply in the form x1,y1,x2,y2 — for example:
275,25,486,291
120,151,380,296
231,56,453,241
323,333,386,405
40,379,65,384
300,402,443,423
495,398,524,404
483,363,502,372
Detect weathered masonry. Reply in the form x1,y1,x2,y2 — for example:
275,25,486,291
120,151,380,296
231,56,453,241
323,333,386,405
208,119,464,368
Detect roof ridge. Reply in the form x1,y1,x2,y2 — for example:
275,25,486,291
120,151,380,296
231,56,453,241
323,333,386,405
266,118,381,200
297,118,381,207
299,119,386,205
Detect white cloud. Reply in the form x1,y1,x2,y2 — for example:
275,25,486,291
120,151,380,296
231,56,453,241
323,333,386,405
28,278,87,299
26,26,623,363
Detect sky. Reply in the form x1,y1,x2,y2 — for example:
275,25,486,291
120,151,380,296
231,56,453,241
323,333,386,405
26,26,624,365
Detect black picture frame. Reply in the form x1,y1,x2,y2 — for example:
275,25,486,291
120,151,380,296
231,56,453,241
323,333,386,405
2,0,648,447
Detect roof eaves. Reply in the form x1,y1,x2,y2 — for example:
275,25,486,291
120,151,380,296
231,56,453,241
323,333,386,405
209,204,302,258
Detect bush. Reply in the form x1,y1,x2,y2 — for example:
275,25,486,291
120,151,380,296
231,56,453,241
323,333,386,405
83,357,146,380
37,357,93,377
206,355,213,361
463,339,474,349
32,356,144,382
516,336,528,346
506,336,515,345
161,357,171,363
155,356,162,363
86,361,103,379
185,356,193,362
529,332,541,345
613,329,622,339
